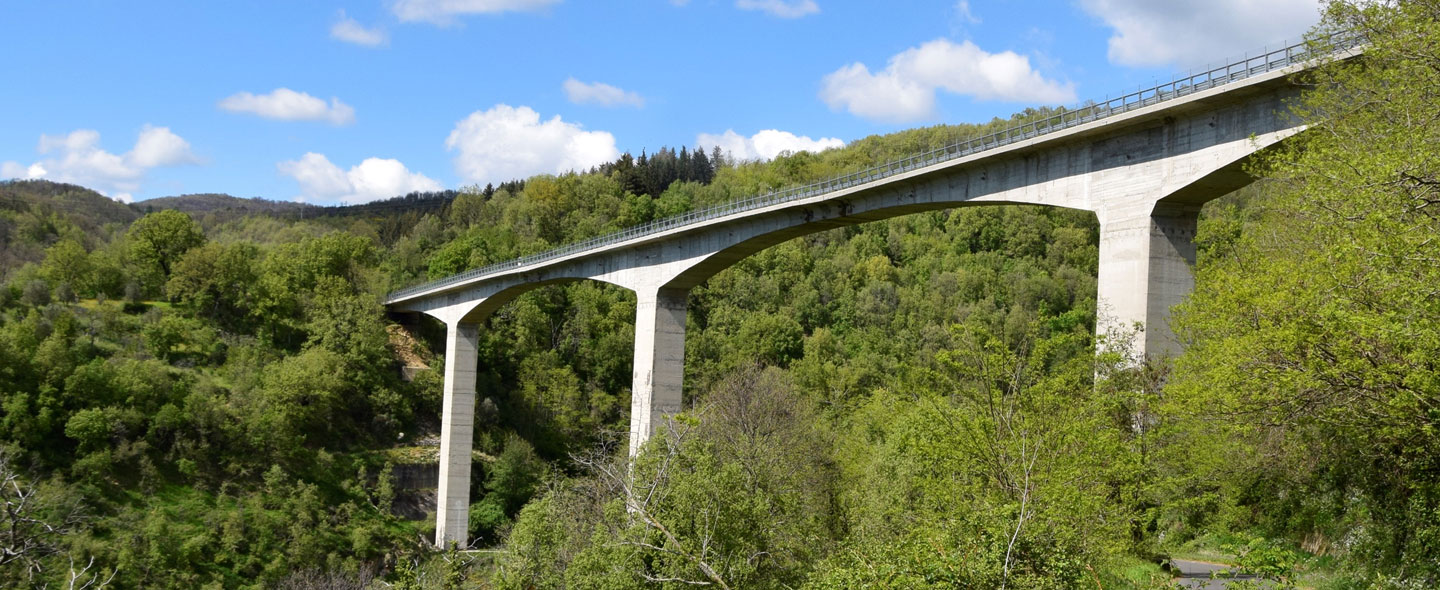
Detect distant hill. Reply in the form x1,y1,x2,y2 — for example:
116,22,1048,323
137,193,314,216
0,179,140,229
0,179,467,268
138,190,463,220
0,180,143,274
135,193,321,227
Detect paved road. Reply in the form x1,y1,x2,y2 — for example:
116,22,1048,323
1172,559,1268,589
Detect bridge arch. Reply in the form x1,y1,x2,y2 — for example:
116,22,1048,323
662,198,1095,291
452,276,634,325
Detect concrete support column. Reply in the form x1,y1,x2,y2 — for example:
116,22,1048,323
1096,204,1199,360
629,287,689,457
435,321,479,548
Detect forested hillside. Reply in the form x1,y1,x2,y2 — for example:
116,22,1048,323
0,1,1436,588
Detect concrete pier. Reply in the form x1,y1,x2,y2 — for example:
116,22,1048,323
434,321,478,548
1097,206,1201,358
629,287,689,456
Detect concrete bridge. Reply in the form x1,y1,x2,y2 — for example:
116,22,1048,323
386,38,1358,546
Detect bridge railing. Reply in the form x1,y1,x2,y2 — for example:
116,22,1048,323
387,32,1361,303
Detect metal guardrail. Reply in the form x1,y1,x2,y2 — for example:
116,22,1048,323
387,33,1361,303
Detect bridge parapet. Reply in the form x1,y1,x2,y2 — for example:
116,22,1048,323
387,32,1361,307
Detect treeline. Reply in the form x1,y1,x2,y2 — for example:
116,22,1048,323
592,146,720,199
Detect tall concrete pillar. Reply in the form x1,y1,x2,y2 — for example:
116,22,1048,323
1096,204,1200,360
629,287,689,457
435,321,479,547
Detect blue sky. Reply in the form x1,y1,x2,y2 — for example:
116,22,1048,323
0,0,1321,205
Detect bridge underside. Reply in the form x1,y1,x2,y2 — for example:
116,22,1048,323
393,73,1307,547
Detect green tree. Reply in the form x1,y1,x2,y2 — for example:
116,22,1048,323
21,279,49,307
166,241,259,328
808,322,1133,589
1167,1,1440,581
447,189,487,229
504,366,837,589
39,240,92,296
141,313,221,364
126,210,206,282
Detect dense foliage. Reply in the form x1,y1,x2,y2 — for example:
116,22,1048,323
1163,0,1440,585
0,199,433,588
0,1,1436,587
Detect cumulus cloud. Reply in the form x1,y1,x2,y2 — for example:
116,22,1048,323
563,78,645,108
736,0,819,18
218,88,356,125
129,125,199,167
331,10,389,46
820,39,1076,123
446,104,620,184
0,162,46,180
1079,0,1320,68
278,153,442,204
2,126,197,201
696,129,844,162
392,0,560,25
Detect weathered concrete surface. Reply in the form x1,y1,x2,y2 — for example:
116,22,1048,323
1096,205,1200,357
629,287,689,456
435,322,478,547
393,61,1314,547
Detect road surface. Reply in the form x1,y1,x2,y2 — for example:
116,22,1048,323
1172,559,1269,588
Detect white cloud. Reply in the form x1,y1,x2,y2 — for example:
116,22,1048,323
820,39,1076,123
218,88,356,125
563,78,645,108
2,127,198,200
736,0,818,18
331,10,389,47
392,0,560,25
1079,0,1320,68
696,129,844,162
129,125,198,167
278,152,443,204
446,104,620,183
1,161,47,180
955,0,979,24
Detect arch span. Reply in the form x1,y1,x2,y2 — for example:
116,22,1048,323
456,276,632,325
663,198,1094,290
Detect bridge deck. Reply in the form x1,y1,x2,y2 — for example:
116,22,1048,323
386,34,1359,307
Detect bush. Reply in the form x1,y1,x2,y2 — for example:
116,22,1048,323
469,495,509,544
21,280,50,307
55,282,76,304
